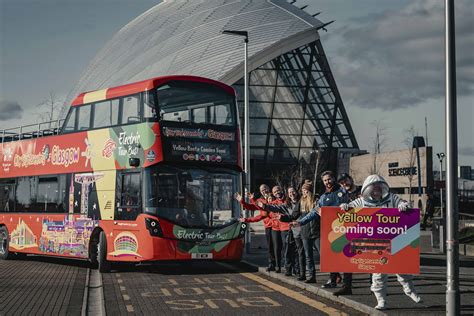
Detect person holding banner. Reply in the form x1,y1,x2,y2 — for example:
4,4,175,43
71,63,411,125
340,174,422,310
291,171,349,288
332,173,362,296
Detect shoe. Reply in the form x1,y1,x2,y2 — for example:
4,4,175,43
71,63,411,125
333,286,352,296
406,292,422,303
297,275,305,281
266,265,275,272
374,291,387,310
321,281,337,288
304,277,316,283
275,267,281,273
375,302,386,310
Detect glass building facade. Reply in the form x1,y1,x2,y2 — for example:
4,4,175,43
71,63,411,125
233,40,358,186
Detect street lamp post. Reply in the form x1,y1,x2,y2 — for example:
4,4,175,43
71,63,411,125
437,152,445,218
222,30,250,252
445,0,460,313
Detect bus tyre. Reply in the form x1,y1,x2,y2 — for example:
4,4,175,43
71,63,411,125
98,231,111,273
0,227,13,260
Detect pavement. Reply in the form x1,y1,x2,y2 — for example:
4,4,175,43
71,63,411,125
0,256,87,316
243,224,474,315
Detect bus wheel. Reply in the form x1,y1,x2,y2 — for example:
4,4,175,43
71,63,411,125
0,227,13,260
98,231,111,273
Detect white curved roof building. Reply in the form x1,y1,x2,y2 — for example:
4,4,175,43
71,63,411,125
67,0,359,184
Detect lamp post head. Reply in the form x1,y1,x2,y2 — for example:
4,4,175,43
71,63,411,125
436,152,445,161
222,30,248,42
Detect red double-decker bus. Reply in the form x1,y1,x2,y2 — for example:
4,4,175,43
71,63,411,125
0,76,246,272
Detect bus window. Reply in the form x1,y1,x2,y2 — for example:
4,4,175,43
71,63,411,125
210,104,231,125
144,165,239,227
0,180,15,212
93,99,120,129
15,177,37,212
157,81,235,126
36,175,66,213
62,107,78,133
77,104,92,131
116,172,141,220
143,91,157,119
121,94,141,124
191,107,206,124
162,109,189,122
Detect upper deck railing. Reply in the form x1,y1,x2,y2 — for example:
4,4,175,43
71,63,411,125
0,119,65,144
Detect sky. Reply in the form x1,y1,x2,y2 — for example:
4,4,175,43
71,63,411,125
1,0,473,168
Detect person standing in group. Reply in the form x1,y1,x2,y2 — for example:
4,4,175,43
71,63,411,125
331,173,361,296
250,185,288,273
260,186,302,279
269,186,288,274
235,184,276,271
296,180,319,283
340,174,422,310
291,170,348,288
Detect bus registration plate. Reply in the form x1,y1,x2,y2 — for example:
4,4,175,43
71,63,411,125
192,253,213,259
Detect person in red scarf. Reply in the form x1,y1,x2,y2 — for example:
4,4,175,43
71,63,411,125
235,184,276,271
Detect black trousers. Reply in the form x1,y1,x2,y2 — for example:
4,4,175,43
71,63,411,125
271,230,283,269
294,236,306,277
265,227,276,266
285,230,299,273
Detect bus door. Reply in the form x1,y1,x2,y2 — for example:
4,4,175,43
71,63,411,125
115,171,141,221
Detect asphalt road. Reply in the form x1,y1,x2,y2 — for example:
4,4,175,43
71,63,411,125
0,256,362,316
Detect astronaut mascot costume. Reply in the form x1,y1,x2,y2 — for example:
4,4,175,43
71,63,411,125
340,174,422,310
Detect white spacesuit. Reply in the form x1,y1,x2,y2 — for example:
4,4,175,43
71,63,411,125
341,174,422,310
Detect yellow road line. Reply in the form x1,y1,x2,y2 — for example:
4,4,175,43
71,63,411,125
240,272,348,316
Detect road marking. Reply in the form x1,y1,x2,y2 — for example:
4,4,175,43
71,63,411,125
126,304,135,312
123,294,130,301
240,273,348,316
117,279,123,284
120,286,126,292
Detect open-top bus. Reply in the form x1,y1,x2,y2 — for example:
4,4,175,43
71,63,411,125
350,238,391,256
0,76,246,272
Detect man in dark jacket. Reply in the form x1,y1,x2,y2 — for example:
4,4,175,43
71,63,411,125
293,170,349,288
332,173,361,296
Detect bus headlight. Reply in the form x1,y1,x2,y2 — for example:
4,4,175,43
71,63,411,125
145,218,163,237
239,223,247,237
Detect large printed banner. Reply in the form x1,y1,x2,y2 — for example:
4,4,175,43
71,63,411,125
320,207,420,274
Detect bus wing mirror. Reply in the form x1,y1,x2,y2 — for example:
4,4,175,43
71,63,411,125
129,158,140,167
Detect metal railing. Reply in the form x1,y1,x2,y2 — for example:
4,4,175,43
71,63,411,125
1,119,65,144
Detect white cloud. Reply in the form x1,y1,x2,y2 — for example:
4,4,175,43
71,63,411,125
328,0,473,110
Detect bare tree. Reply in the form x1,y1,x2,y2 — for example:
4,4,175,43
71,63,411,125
272,158,310,191
403,126,418,205
36,91,63,127
369,120,388,175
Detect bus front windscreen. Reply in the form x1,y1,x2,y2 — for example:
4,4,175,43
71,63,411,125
156,81,236,126
144,165,240,228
